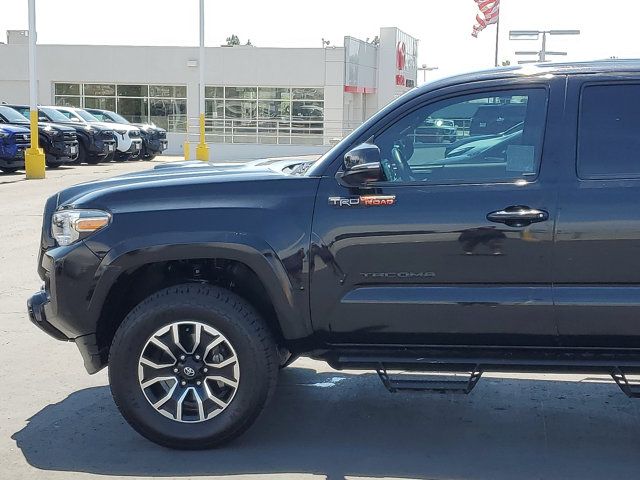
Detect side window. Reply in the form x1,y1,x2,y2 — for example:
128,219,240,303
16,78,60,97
373,88,548,184
578,84,640,179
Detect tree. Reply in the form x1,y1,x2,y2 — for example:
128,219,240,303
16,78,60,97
225,34,240,46
245,39,253,46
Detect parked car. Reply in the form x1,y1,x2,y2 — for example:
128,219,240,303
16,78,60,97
0,124,29,173
28,60,640,449
414,118,458,143
53,107,142,161
0,105,78,168
85,108,167,160
29,106,116,165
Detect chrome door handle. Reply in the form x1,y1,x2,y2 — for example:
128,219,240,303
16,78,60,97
487,206,548,227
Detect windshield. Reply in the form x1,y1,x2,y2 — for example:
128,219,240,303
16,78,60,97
75,109,101,122
105,111,130,124
41,107,72,122
0,106,29,123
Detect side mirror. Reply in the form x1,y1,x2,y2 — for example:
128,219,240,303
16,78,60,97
339,143,383,186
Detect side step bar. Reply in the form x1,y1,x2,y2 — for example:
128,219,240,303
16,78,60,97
376,363,483,394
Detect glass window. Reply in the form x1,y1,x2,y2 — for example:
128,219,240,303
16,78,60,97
55,83,81,95
83,84,116,96
578,84,640,179
225,100,257,119
117,97,148,123
292,88,323,100
54,96,82,108
149,85,186,98
205,86,224,99
117,84,149,97
40,107,72,123
151,98,186,132
258,87,291,100
225,87,257,99
84,97,116,111
372,89,548,184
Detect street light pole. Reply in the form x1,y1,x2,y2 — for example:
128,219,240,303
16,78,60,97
25,0,45,179
195,0,209,161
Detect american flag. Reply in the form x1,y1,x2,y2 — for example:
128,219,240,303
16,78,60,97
472,0,500,37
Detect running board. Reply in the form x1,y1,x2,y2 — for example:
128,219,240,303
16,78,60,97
611,368,640,398
376,363,483,394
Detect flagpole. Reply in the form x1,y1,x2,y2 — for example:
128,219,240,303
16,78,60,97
494,14,500,67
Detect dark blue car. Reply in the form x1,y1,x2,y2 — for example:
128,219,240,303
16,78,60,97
0,124,30,173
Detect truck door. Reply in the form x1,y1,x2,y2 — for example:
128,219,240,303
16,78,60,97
555,76,640,347
310,77,565,346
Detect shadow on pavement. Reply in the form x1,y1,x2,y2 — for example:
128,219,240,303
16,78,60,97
12,367,640,480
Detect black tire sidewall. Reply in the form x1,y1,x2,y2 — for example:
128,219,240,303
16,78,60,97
109,285,276,449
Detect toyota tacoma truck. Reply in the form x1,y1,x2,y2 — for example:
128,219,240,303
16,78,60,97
85,108,168,160
34,106,116,165
0,124,29,173
28,60,640,449
54,106,143,162
1,105,78,168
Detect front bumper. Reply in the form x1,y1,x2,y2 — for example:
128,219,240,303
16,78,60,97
115,139,143,160
0,147,26,169
28,241,107,374
144,137,168,155
46,139,79,162
87,137,116,157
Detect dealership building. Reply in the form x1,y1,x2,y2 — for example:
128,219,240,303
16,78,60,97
0,27,418,159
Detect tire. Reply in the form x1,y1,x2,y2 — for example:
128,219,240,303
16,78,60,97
46,163,61,169
143,154,156,161
0,167,19,173
108,283,278,449
86,155,102,165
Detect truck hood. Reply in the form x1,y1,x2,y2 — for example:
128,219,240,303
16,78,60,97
0,124,30,134
55,162,293,208
92,122,139,134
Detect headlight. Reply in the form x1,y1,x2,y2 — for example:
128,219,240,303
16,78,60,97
84,125,94,132
51,209,111,246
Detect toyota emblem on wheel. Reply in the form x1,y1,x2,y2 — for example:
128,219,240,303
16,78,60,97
183,366,196,377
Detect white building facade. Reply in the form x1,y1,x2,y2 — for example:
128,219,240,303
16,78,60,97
0,27,417,160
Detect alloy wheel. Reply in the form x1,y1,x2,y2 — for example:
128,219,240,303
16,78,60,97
137,321,240,423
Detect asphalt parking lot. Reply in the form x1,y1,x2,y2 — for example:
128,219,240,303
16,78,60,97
2,157,640,480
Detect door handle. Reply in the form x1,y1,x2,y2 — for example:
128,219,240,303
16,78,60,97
487,206,548,227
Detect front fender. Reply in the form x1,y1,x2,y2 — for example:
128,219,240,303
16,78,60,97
89,231,312,340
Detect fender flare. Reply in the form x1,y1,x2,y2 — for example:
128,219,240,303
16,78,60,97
88,231,312,340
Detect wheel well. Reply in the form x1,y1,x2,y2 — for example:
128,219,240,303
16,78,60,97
96,258,284,356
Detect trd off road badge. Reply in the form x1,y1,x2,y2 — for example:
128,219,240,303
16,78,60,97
328,195,396,207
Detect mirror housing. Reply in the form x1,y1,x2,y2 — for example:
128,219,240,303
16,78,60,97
339,143,383,186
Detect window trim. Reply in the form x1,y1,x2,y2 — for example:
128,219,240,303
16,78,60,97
351,84,551,188
576,81,640,181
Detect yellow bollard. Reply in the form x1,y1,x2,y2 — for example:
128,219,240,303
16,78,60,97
183,140,190,160
25,110,45,179
195,113,210,161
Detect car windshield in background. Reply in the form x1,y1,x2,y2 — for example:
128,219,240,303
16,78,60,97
106,112,130,124
40,107,71,122
75,109,101,122
0,106,29,123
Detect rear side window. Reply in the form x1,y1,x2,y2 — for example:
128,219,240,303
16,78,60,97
578,84,640,179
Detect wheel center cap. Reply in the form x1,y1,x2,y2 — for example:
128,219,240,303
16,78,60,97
182,366,196,378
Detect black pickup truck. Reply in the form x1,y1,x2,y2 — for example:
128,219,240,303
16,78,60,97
0,105,79,168
28,60,640,449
